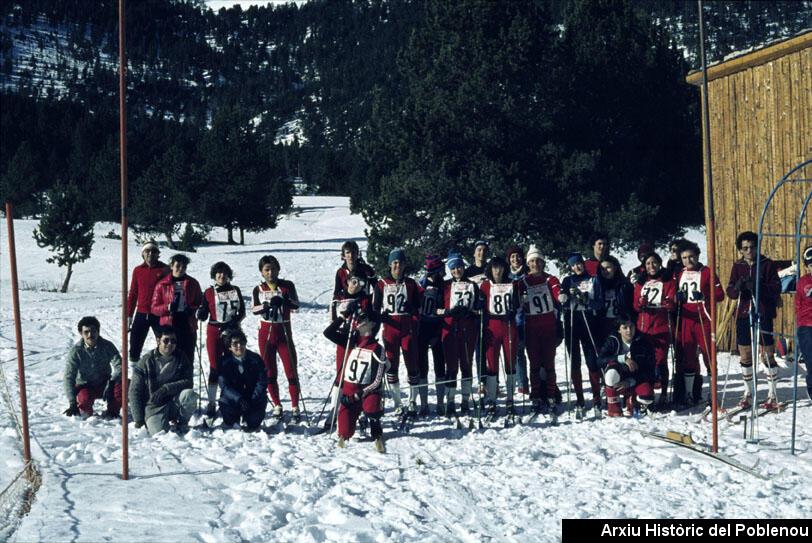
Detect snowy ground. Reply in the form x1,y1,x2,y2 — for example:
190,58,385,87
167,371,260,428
0,196,810,542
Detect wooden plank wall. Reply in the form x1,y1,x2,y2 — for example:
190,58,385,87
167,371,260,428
703,45,812,351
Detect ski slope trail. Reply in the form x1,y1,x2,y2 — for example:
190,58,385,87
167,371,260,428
1,196,810,541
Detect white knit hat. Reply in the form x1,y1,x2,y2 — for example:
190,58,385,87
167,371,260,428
526,244,543,263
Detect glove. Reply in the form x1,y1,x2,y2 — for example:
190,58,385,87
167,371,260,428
127,316,133,332
134,420,145,429
663,297,675,311
505,307,516,319
239,398,250,412
341,299,358,318
450,305,467,318
638,296,649,309
743,278,755,291
196,306,209,321
689,289,704,302
630,271,641,284
269,296,284,308
64,404,80,417
575,291,589,305
150,385,170,405
340,393,359,407
102,379,116,402
675,290,688,304
168,300,178,312
558,292,569,305
262,301,272,320
569,287,578,297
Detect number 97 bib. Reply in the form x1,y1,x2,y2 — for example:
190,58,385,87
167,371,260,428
344,348,373,385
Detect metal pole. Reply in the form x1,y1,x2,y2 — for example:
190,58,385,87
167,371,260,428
698,0,719,453
793,187,812,455
5,204,33,478
119,0,129,480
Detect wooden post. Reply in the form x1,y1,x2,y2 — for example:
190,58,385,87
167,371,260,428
5,204,33,478
119,0,129,480
698,0,719,453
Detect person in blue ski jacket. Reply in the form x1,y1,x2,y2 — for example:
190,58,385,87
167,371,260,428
559,253,605,419
217,329,268,430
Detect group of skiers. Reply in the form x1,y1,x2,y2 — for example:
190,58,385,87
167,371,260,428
62,234,812,446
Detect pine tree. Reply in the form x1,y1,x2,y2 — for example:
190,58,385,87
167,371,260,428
32,179,95,293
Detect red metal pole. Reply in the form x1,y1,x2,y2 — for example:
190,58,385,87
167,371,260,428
5,204,33,477
698,0,719,452
119,0,129,480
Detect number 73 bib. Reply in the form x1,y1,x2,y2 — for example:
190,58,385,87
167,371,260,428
450,282,475,310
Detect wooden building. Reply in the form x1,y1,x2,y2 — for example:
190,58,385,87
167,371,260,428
685,31,812,351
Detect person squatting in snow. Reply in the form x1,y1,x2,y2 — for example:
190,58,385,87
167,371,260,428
129,326,198,435
252,255,301,420
598,315,656,417
323,309,388,447
216,329,268,431
63,316,123,419
196,261,246,418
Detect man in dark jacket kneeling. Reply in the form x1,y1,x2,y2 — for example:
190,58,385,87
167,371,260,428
598,315,655,417
129,326,198,435
217,329,267,430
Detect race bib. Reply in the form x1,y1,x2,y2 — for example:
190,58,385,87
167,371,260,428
641,279,663,307
450,282,475,311
173,280,186,312
214,290,240,322
382,283,408,315
343,348,374,385
526,283,553,315
604,289,620,319
679,270,701,301
261,289,284,322
420,287,440,317
469,273,487,286
489,284,513,316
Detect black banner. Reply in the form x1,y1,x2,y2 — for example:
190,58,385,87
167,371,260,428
563,519,810,542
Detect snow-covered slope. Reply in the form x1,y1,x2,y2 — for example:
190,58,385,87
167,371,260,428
0,196,809,542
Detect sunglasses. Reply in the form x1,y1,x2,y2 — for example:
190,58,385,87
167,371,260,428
160,338,177,345
230,340,246,347
349,278,366,287
740,245,755,251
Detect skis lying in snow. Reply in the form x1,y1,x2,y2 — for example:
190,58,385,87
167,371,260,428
724,400,792,424
639,430,768,480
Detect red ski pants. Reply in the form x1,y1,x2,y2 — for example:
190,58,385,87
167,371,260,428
643,330,671,389
205,324,226,384
382,317,419,384
75,382,122,415
338,392,382,440
484,318,517,375
605,381,654,415
524,319,558,400
258,321,299,407
677,315,711,376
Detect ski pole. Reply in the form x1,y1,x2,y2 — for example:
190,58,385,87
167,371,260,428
312,379,336,430
197,320,204,411
719,294,741,409
565,308,573,416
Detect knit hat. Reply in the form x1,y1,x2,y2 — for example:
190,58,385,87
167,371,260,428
388,248,406,265
804,246,812,266
447,251,464,271
637,243,654,259
142,239,159,252
567,253,584,267
474,240,488,249
605,367,621,387
506,246,522,261
425,253,443,273
526,244,543,263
